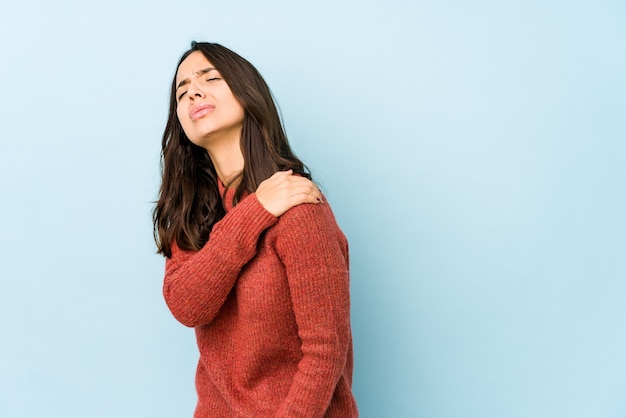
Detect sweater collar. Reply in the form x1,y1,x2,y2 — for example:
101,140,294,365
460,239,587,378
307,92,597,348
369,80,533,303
217,178,239,212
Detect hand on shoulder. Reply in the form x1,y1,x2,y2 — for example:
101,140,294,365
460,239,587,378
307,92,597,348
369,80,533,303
255,170,323,217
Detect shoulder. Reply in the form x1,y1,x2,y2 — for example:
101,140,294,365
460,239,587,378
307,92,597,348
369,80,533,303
273,200,349,274
273,200,348,255
278,200,341,234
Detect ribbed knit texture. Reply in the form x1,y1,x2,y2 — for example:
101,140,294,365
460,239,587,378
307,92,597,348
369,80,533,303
163,185,358,417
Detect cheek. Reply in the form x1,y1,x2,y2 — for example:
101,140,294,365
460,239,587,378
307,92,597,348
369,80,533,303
220,88,245,121
176,106,185,125
176,107,191,130
229,100,245,123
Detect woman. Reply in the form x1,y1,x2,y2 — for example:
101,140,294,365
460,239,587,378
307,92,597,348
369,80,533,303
153,42,358,417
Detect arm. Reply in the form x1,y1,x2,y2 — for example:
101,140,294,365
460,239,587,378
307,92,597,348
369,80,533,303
163,194,277,327
163,171,323,328
275,203,352,417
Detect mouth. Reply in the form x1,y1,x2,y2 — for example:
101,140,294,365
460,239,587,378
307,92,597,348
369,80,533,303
189,104,215,121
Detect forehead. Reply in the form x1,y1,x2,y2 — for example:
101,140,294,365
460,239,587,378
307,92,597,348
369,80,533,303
176,51,215,83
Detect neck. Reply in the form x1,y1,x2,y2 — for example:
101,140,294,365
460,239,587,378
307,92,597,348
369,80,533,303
204,131,244,187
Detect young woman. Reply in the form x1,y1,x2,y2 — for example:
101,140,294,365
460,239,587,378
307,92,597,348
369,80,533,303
153,42,358,417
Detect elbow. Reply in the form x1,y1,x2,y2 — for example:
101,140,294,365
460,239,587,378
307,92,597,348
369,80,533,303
163,282,201,328
169,308,199,328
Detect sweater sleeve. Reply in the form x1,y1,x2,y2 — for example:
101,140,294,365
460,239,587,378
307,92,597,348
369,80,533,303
274,202,352,417
163,194,277,328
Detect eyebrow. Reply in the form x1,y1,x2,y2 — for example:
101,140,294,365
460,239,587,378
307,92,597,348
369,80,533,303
176,67,217,90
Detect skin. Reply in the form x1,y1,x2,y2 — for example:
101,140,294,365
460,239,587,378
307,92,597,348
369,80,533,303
175,51,322,217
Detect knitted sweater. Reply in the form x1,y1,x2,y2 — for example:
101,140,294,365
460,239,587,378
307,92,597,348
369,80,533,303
163,185,358,417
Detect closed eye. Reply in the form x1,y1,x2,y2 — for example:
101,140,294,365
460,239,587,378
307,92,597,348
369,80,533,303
177,91,187,101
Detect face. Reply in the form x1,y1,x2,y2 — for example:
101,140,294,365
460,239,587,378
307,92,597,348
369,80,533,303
175,51,245,149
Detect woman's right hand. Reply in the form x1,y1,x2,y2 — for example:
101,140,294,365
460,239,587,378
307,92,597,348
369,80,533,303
255,170,323,217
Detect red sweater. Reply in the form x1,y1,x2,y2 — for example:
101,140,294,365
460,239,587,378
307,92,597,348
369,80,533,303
163,185,358,417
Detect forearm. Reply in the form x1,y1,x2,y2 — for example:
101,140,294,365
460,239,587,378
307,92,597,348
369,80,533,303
163,194,277,327
276,312,351,417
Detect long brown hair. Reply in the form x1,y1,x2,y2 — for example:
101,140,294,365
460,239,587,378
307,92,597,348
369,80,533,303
153,42,310,257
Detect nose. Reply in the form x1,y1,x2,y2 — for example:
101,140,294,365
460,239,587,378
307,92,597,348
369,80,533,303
186,79,206,100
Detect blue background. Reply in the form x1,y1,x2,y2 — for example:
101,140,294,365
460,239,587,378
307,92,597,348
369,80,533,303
1,1,625,417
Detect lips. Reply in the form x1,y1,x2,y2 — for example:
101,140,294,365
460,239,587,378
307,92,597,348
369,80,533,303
189,103,215,121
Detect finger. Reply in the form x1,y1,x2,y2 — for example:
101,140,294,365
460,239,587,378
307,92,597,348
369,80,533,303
288,184,323,201
283,182,322,198
283,176,318,190
269,169,292,180
290,191,324,204
275,169,293,178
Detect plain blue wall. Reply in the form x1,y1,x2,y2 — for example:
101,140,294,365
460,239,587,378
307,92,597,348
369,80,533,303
1,1,624,417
